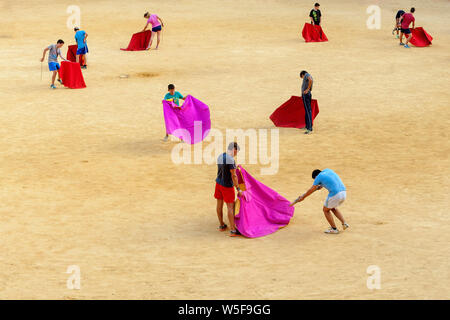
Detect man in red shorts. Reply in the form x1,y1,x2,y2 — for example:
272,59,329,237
214,142,242,237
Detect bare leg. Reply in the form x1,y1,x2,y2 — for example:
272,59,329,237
216,199,224,226
226,202,235,231
400,32,404,44
147,32,155,50
331,208,346,224
405,33,411,45
76,54,79,63
155,31,161,49
51,71,57,85
323,207,336,229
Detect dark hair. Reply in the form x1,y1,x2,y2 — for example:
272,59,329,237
168,84,175,90
74,27,79,31
57,39,64,44
144,12,149,18
314,3,320,7
300,70,307,77
410,7,415,13
312,169,321,179
228,142,240,152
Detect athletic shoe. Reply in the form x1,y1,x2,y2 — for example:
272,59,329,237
162,136,169,142
57,79,63,85
343,222,350,230
81,65,87,69
50,84,56,89
229,230,241,237
218,224,227,232
399,42,404,46
304,130,312,135
324,227,339,234
404,44,410,48
396,35,399,39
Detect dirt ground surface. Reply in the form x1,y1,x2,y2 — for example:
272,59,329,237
0,0,449,299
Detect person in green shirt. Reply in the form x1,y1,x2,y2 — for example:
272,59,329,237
163,84,186,141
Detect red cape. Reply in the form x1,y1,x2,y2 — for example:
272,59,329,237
270,96,319,129
120,30,152,51
66,45,85,65
302,23,328,42
410,27,433,47
58,61,86,89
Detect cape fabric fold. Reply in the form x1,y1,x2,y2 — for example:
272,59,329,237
58,61,86,89
302,23,328,42
162,95,211,144
270,96,319,129
410,27,433,47
120,30,152,51
235,166,294,238
67,45,85,65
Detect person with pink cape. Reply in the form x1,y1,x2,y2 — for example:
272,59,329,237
162,84,211,144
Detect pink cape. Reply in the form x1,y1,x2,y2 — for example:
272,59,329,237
301,23,328,42
409,27,433,47
162,95,211,144
270,96,319,129
121,30,152,51
235,166,295,238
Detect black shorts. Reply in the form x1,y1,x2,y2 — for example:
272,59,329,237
401,28,411,34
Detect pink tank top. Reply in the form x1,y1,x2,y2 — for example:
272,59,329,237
147,14,161,28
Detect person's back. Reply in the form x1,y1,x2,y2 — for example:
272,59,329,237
75,30,86,48
401,12,415,29
313,168,345,197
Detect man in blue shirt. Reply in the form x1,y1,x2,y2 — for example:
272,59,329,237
290,168,349,234
74,27,88,69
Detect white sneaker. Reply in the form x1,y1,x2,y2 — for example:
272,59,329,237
162,136,169,142
343,222,350,230
324,227,339,234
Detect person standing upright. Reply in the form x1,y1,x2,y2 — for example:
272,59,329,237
300,71,314,134
309,3,322,26
74,27,88,69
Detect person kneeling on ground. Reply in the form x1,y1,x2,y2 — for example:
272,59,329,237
163,84,186,141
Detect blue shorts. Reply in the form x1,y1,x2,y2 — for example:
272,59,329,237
401,28,411,34
76,46,88,55
48,62,60,71
152,25,162,32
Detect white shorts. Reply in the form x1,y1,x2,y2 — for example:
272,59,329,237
324,191,346,209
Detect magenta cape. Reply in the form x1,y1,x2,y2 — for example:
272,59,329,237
162,95,211,144
410,27,433,47
235,166,295,238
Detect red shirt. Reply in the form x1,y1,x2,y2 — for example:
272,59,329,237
401,13,415,29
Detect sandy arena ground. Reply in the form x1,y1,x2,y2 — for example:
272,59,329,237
0,0,449,299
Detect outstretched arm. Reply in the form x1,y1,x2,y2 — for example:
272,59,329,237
142,22,150,32
40,47,49,62
158,17,164,27
290,185,320,206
